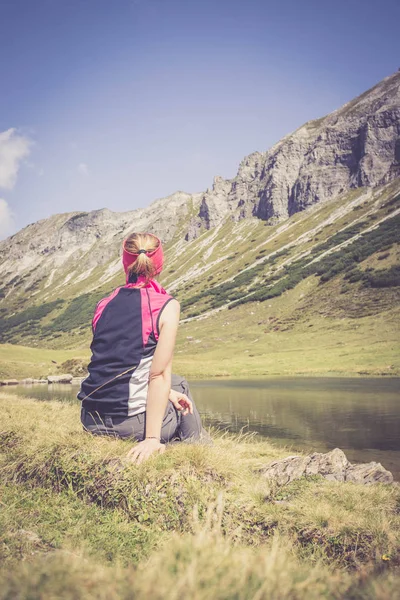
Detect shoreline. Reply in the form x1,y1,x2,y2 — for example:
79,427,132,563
2,371,400,385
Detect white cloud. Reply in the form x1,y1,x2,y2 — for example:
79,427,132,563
78,162,89,175
0,128,32,190
0,198,15,239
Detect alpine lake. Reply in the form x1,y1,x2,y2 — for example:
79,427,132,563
11,376,400,480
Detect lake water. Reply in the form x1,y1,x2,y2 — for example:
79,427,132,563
9,377,400,479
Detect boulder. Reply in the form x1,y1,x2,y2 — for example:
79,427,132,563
20,378,34,385
345,462,393,485
260,448,394,486
47,374,73,384
305,448,349,482
0,379,19,386
260,455,311,486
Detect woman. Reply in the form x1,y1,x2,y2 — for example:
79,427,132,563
78,232,208,464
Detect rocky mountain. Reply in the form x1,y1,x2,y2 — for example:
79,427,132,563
186,70,400,239
0,71,399,378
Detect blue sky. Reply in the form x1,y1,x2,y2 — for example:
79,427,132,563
0,0,399,237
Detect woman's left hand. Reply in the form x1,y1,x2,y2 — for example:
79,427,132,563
169,389,193,416
126,438,165,465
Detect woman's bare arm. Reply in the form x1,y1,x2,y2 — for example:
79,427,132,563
145,299,180,438
126,298,180,464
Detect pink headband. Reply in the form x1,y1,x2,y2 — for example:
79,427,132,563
122,234,164,277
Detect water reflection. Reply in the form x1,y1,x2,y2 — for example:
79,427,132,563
8,377,400,478
190,378,400,478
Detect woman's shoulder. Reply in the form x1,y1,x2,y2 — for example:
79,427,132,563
158,297,180,330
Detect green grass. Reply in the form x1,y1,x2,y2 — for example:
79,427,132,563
173,275,400,378
1,273,399,379
0,392,399,599
0,344,89,379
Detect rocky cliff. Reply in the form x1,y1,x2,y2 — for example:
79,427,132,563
186,70,400,239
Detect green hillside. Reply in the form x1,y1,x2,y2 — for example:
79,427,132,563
0,181,399,379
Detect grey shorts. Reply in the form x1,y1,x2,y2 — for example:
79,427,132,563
81,374,203,443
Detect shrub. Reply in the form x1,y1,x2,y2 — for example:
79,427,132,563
0,299,64,341
44,292,105,333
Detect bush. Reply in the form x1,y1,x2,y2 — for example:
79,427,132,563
45,292,104,333
363,265,400,288
230,210,400,308
0,299,64,341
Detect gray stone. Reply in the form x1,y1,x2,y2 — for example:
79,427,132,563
345,462,394,485
0,379,19,385
47,374,73,384
260,455,311,485
305,448,349,482
260,448,394,486
20,378,34,384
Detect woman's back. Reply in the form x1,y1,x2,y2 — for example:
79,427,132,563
78,277,174,417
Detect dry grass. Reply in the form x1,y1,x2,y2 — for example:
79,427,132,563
1,391,400,598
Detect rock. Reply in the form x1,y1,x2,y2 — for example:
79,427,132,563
19,378,34,384
47,374,73,384
345,462,394,485
305,448,349,482
260,455,311,486
71,377,84,385
57,359,89,377
0,379,19,385
260,448,394,486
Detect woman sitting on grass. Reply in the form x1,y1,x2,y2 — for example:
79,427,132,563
78,232,209,464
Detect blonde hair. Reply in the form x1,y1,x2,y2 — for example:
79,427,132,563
124,232,160,285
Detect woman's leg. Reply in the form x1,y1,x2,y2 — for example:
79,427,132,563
82,403,180,443
170,374,206,442
81,376,209,444
81,406,145,441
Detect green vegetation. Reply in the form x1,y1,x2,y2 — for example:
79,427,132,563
343,264,400,288
0,185,398,376
178,199,399,317
181,247,292,315
230,211,400,308
0,392,399,599
44,292,101,333
0,344,88,379
0,299,64,342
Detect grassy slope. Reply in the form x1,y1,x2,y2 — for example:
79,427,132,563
0,182,399,378
0,344,88,379
1,392,399,599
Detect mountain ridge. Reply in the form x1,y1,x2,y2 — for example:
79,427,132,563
0,71,399,378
